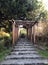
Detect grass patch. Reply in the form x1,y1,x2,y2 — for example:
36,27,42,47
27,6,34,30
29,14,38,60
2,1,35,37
0,48,12,61
38,49,48,58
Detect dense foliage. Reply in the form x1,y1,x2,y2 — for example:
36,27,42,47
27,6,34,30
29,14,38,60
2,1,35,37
0,0,47,31
0,0,48,30
0,0,47,20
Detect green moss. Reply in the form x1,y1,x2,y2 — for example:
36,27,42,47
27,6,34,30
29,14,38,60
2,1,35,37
0,48,11,61
38,50,48,58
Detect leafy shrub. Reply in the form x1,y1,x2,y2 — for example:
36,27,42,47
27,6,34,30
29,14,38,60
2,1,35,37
4,36,12,48
0,36,3,40
0,31,12,50
0,40,5,52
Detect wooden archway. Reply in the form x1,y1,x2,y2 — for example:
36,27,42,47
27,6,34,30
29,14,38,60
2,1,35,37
10,19,38,46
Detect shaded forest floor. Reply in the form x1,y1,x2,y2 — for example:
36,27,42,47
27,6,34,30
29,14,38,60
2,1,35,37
0,48,12,62
37,49,48,58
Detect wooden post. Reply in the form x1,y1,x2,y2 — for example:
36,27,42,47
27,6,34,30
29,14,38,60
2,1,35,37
30,28,32,41
31,28,33,42
27,28,28,38
31,26,33,43
16,26,18,40
15,25,18,42
30,27,32,42
28,28,30,40
28,27,32,40
27,28,29,39
15,26,17,41
33,25,36,44
12,21,16,46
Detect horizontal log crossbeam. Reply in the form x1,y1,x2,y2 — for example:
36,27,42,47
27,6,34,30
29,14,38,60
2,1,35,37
10,19,37,46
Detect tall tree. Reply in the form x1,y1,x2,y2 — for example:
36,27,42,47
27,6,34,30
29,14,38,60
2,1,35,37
0,0,48,32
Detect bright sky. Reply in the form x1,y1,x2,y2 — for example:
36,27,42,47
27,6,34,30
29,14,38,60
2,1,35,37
38,0,48,11
43,0,48,10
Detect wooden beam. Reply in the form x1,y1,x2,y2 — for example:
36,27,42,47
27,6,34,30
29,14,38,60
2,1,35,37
12,21,16,46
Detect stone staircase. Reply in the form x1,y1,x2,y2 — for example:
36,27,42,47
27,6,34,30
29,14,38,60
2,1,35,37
0,38,48,65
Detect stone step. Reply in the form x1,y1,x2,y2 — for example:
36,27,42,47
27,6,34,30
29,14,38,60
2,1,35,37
11,51,38,54
14,47,35,48
0,59,48,65
14,46,34,48
17,42,32,44
11,50,37,52
11,51,38,55
0,38,48,65
16,44,33,45
0,63,45,65
15,45,33,47
13,48,36,51
13,49,36,51
5,57,44,60
5,54,42,59
9,53,38,55
16,44,33,46
17,41,30,43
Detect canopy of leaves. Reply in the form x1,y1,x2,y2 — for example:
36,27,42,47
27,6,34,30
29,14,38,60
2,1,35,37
0,0,48,32
0,0,47,20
